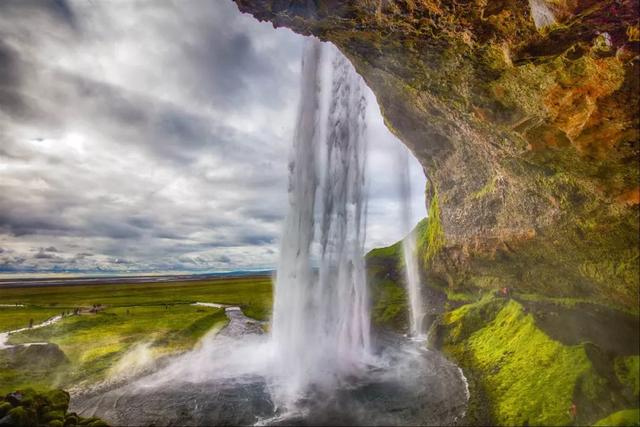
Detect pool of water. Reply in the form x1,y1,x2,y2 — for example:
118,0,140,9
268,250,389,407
72,308,468,426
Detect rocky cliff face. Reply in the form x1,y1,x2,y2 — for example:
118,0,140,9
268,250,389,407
233,0,639,311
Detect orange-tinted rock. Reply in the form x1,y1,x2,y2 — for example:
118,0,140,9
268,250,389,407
616,188,640,206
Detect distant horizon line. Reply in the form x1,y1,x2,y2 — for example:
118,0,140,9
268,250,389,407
0,268,276,281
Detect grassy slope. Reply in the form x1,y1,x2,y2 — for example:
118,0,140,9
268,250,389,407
435,296,640,426
3,305,228,393
0,276,273,394
594,409,640,426
615,355,640,397
366,240,408,330
442,298,590,425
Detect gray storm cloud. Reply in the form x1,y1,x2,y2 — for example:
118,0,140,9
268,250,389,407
0,0,424,274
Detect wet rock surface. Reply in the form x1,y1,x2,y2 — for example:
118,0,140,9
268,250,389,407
518,298,640,356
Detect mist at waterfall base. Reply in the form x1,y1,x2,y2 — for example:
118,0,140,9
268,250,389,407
73,40,468,426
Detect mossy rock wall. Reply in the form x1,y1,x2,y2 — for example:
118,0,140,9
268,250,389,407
366,240,409,331
431,295,640,426
0,388,108,426
232,0,639,311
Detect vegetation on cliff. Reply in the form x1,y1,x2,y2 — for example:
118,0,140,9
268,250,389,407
233,0,639,313
367,220,639,426
418,191,445,265
366,239,408,330
594,409,640,427
432,296,640,426
0,389,107,427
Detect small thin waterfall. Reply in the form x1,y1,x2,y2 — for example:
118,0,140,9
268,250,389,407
528,0,556,29
396,147,425,338
403,233,424,337
271,38,370,407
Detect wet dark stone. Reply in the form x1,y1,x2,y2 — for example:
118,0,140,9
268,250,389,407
6,392,22,407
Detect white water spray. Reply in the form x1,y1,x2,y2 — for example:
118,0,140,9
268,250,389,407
74,37,471,427
396,147,425,338
271,38,371,407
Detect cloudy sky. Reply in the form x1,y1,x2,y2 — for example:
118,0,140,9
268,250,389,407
0,0,425,274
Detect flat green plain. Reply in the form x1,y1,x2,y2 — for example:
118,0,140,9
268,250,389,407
0,276,273,394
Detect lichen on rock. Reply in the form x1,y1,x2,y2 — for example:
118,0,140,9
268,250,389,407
430,295,640,426
232,0,639,312
0,388,108,426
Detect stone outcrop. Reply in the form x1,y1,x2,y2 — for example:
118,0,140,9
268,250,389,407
232,0,639,310
0,389,108,427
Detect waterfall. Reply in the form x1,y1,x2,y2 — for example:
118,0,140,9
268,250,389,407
528,0,556,29
403,233,424,337
271,38,370,407
397,147,425,338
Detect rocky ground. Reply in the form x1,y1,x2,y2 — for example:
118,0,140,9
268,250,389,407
0,389,106,427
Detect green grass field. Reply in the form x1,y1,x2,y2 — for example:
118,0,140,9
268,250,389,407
0,276,273,326
0,276,273,394
0,306,66,333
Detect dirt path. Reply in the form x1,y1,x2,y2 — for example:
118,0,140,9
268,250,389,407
0,314,63,350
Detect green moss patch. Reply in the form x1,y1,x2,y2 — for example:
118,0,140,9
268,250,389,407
594,409,640,426
445,299,589,425
370,278,408,330
0,388,106,426
437,297,638,426
418,194,445,265
366,239,408,331
615,356,640,399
